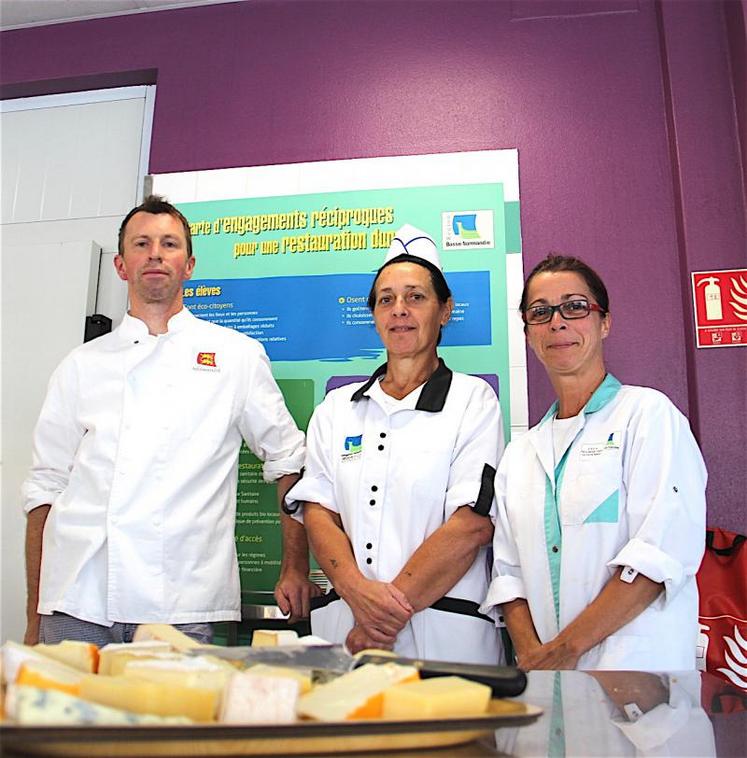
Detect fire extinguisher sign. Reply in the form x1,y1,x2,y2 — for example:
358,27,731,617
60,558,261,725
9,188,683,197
691,269,747,348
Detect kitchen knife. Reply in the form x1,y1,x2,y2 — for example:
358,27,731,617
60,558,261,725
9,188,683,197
189,645,527,697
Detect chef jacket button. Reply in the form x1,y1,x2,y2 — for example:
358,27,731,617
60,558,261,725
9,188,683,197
371,485,378,492
377,444,384,451
366,558,372,565
133,340,139,344
551,545,559,553
379,432,386,438
369,499,376,506
673,486,678,493
366,543,372,549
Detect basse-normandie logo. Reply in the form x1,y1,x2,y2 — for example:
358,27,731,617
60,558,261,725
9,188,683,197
342,434,363,461
441,210,495,249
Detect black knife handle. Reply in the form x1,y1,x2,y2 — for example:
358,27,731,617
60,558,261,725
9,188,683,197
353,654,527,697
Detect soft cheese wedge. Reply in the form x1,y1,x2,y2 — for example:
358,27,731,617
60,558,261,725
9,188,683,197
2,641,49,684
382,676,491,719
98,641,172,675
34,641,99,673
245,663,312,694
80,673,218,722
297,663,419,721
16,658,85,697
251,629,299,647
6,685,192,725
220,671,299,724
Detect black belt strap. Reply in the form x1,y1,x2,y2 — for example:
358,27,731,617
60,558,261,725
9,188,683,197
311,589,492,624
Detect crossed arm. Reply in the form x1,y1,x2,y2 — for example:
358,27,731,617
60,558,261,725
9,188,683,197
502,568,663,670
304,502,493,652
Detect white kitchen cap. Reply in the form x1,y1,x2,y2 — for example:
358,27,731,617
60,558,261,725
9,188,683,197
383,224,442,270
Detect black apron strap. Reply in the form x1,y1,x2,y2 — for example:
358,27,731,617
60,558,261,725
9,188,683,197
311,589,492,624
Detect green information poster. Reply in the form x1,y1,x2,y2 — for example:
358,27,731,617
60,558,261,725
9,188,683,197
154,150,524,595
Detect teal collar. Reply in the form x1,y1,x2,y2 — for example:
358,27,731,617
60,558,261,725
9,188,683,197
539,373,622,426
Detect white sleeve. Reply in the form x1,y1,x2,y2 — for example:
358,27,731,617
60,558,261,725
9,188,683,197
22,356,85,513
608,393,707,606
480,445,527,618
283,393,337,519
444,379,505,518
236,340,305,482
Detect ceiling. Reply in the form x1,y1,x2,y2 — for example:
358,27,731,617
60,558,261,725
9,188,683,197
0,0,246,31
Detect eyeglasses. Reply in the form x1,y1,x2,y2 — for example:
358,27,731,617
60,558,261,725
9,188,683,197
523,299,606,325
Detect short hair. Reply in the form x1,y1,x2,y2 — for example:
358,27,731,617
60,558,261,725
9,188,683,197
118,195,193,258
520,254,609,315
367,253,452,346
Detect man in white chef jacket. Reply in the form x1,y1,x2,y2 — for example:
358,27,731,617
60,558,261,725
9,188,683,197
22,195,318,646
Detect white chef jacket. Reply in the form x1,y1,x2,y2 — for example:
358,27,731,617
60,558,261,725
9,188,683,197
482,374,706,671
286,360,505,664
23,308,304,626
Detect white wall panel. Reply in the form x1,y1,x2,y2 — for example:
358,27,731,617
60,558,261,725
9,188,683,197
1,96,146,224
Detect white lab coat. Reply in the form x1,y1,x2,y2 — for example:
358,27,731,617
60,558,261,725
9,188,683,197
483,375,706,670
287,361,505,663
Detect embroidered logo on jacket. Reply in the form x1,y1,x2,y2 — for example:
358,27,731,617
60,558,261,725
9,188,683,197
197,352,216,367
193,352,220,372
342,435,363,461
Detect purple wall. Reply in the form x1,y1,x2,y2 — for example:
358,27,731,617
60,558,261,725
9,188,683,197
2,0,745,530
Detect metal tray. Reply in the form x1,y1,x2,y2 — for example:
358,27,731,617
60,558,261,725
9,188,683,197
0,699,542,756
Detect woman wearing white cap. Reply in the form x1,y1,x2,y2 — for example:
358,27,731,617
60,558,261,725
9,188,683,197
285,225,505,663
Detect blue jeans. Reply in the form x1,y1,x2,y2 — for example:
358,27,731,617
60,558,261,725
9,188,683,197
39,612,213,647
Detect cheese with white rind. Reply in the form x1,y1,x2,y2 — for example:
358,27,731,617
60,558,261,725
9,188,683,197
244,663,312,694
251,629,299,647
6,684,191,725
220,671,299,724
297,663,419,721
97,641,171,675
382,676,491,719
2,642,48,684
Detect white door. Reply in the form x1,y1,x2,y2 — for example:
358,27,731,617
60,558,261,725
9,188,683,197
0,86,153,643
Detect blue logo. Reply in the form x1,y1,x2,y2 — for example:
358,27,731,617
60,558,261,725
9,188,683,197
344,435,363,454
452,214,480,240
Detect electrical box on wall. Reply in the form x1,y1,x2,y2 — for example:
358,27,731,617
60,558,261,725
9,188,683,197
84,314,112,342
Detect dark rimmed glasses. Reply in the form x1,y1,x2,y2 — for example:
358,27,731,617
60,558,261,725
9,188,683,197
523,299,607,325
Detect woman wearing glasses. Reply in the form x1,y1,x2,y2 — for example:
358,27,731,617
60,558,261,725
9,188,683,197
482,255,706,671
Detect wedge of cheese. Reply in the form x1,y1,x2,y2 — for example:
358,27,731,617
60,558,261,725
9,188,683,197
382,676,491,719
251,629,299,647
132,624,205,652
297,663,419,721
34,641,99,673
80,673,217,722
219,670,299,724
98,641,172,675
122,656,234,716
16,658,85,697
6,685,192,725
245,663,312,694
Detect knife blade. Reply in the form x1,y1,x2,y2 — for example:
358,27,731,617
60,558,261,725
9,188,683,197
189,645,526,697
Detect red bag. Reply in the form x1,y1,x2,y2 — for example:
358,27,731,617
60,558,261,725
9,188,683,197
696,527,747,692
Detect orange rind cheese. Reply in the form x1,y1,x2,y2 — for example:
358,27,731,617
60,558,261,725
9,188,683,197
297,662,419,721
